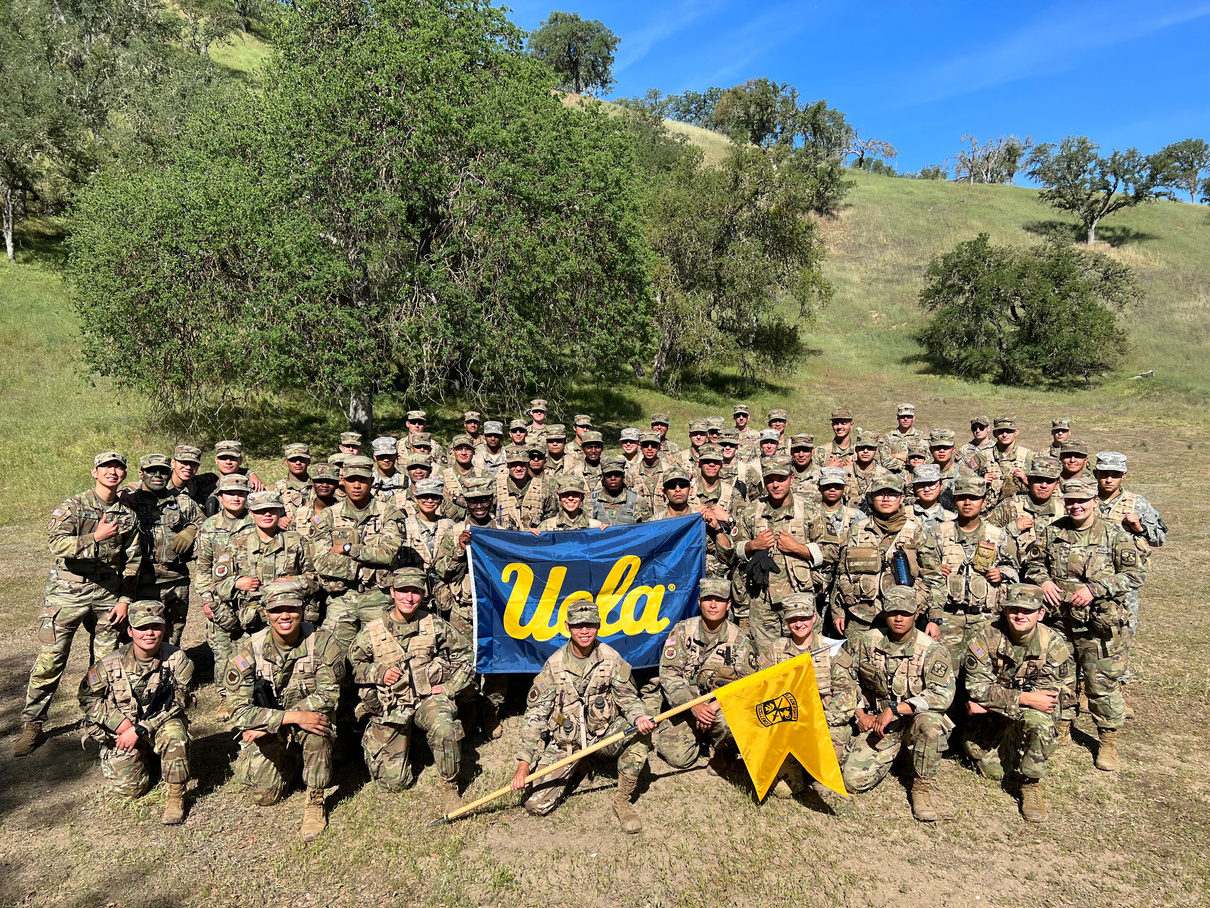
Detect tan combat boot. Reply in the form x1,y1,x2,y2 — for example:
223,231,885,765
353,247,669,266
612,773,642,834
162,782,187,825
481,702,503,740
1054,718,1072,746
1095,728,1120,771
910,776,938,822
770,762,803,799
1019,778,1048,823
301,787,328,842
441,781,462,817
13,723,44,757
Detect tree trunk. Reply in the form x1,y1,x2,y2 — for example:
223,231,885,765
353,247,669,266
348,391,373,437
2,181,14,263
1086,218,1098,245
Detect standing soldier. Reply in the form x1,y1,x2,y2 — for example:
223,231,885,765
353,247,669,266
1058,440,1093,480
878,403,925,470
732,404,760,460
844,431,888,504
494,445,552,530
442,434,484,514
337,431,364,457
400,477,455,585
371,437,405,500
292,463,340,543
399,411,445,467
168,444,210,507
632,432,666,502
78,600,194,824
474,421,507,476
716,429,749,495
789,434,819,502
205,440,265,516
569,414,593,456
275,443,314,525
988,455,1064,557
543,425,576,477
678,419,711,470
959,415,994,462
348,568,472,813
909,464,956,530
766,408,790,453
650,413,680,455
507,418,529,450
525,398,550,446
1048,419,1071,458
463,411,485,449
570,430,605,485
817,467,864,543
990,416,1033,492
15,452,142,756
832,586,955,821
820,407,857,468
225,579,345,841
591,456,652,525
927,429,961,507
537,475,604,530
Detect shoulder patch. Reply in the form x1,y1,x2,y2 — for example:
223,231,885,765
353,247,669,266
964,655,979,671
1057,660,1070,678
225,668,242,687
967,639,987,661
663,643,678,661
233,654,251,674
528,673,549,703
929,657,949,678
747,650,759,670
87,667,101,689
1119,549,1138,567
52,508,65,518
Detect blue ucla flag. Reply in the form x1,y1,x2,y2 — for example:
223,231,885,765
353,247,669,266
470,515,706,673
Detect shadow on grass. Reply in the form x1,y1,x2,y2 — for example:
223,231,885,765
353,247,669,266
13,219,69,269
1023,220,1160,247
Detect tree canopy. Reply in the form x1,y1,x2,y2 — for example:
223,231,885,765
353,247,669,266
1154,138,1210,204
527,11,620,97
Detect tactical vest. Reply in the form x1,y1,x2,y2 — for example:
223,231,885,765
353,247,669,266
235,529,307,599
859,629,933,711
249,624,321,709
496,473,547,529
987,623,1055,691
95,644,184,728
404,514,453,568
326,501,400,591
1040,520,1128,627
679,617,746,693
749,497,817,597
835,516,924,620
694,479,736,513
935,521,1004,614
998,495,1061,552
821,504,862,544
132,491,193,578
1099,491,1150,561
545,646,625,749
591,488,639,524
363,615,449,716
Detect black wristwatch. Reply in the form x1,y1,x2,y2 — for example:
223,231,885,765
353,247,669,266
342,543,352,555
134,723,149,739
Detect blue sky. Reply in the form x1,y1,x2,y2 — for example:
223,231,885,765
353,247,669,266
505,0,1210,174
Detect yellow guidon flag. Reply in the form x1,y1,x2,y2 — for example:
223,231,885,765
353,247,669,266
714,650,847,799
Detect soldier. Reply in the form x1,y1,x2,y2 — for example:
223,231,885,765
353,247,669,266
400,478,455,584
526,398,550,445
292,463,341,542
910,464,956,529
510,601,657,832
1059,439,1093,480
927,429,961,504
831,585,955,821
168,444,211,507
543,425,576,477
734,456,832,654
124,454,205,646
1022,478,1142,770
392,452,436,517
591,456,652,525
963,584,1076,822
991,416,1033,490
537,475,606,531
831,474,944,642
77,600,194,824
401,412,445,467
656,578,758,775
844,430,888,504
274,444,314,526
348,568,472,813
878,403,925,470
337,431,364,457
652,465,696,520
650,413,680,455
194,474,253,721
789,434,819,502
632,432,666,500
442,434,484,514
573,430,605,485
988,455,1064,557
371,437,405,500
15,452,142,756
1048,418,1072,458
474,421,507,476
205,440,265,516
817,467,864,542
312,455,410,651
495,445,552,530
225,579,344,842
570,414,593,456
766,408,790,452
678,418,711,470
820,407,857,468
507,417,528,449
959,415,994,461
716,429,749,493
732,404,760,459
692,444,741,515
463,410,485,448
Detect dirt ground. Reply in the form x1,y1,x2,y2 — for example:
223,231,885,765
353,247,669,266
2,413,1209,908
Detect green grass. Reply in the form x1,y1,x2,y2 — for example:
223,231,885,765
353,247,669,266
208,25,272,81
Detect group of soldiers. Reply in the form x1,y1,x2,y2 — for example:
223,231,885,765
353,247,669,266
12,399,1167,837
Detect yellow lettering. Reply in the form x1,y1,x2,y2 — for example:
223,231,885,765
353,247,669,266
597,556,640,636
621,585,669,635
502,563,560,641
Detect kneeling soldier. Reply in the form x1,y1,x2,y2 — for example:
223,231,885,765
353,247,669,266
78,600,194,824
225,578,345,842
348,568,472,814
964,584,1076,822
510,601,656,833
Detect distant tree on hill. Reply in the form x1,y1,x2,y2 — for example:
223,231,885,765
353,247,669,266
527,11,619,96
951,134,1033,185
918,233,1139,386
1027,136,1167,244
1154,138,1210,203
907,164,946,180
844,134,897,170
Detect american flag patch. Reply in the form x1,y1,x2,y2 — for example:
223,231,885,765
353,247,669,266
87,667,101,688
234,654,251,673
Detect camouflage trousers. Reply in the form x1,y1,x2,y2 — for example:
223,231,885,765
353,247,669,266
841,712,951,792
323,590,390,652
135,577,190,646
97,718,190,797
937,611,993,674
749,598,787,655
22,575,123,725
962,709,1058,780
1066,623,1128,730
1121,590,1140,684
362,696,464,791
656,706,734,769
206,618,244,700
233,726,333,804
523,716,649,816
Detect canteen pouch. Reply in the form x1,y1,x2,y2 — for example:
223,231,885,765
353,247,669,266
846,547,881,575
971,540,996,575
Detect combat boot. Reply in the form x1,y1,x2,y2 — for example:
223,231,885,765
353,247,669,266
13,723,44,757
1095,728,1120,772
162,782,187,825
1019,778,1048,823
1054,718,1072,746
909,776,938,822
770,762,803,799
301,787,328,842
612,773,642,834
441,781,462,817
481,702,503,740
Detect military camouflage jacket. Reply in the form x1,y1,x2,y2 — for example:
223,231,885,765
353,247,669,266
79,642,194,739
659,616,758,706
48,489,142,597
311,497,410,594
122,487,205,584
964,619,1075,719
194,510,253,605
831,627,954,719
274,475,314,519
225,624,344,733
212,526,317,630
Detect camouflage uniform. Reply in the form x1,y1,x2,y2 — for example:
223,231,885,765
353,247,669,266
1096,459,1166,641
989,491,1064,558
213,523,318,631
124,484,205,646
194,509,254,686
495,469,553,530
590,486,652,525
275,475,314,522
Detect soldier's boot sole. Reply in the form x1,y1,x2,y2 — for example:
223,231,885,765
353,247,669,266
1054,719,1072,747
1019,779,1048,823
13,723,44,757
482,704,504,740
162,783,187,825
977,757,1005,781
1095,729,1120,772
612,773,642,834
910,777,938,822
441,781,462,818
301,788,328,842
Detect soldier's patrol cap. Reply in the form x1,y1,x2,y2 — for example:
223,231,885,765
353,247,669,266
992,415,1017,431
311,463,340,483
329,452,349,469
127,600,167,628
483,420,504,436
733,404,750,416
263,577,307,610
371,437,398,457
639,431,662,445
1051,418,1071,431
414,477,444,497
509,418,528,431
410,432,433,448
790,433,815,449
526,443,547,457
566,601,601,627
870,474,905,495
767,408,789,423
340,431,363,446
215,440,243,458
284,442,312,461
581,431,604,446
897,403,916,416
688,418,710,433
706,416,724,431
952,476,988,498
970,415,991,428
1003,583,1046,611
761,456,793,479
698,444,724,463
905,439,929,458
699,577,731,600
450,434,474,450
390,568,427,592
505,445,529,464
406,410,427,423
620,427,642,442
463,477,495,499
555,475,588,495
342,455,375,479
819,466,848,487
759,428,782,443
247,491,285,511
601,455,627,474
928,429,956,447
172,445,202,464
1095,451,1128,473
718,428,740,444
1060,440,1090,457
528,399,548,413
1027,455,1061,479
881,585,919,614
404,452,433,470
573,414,593,428
782,593,816,621
831,407,853,421
912,464,941,484
650,413,671,426
545,424,567,440
855,430,880,448
1061,477,1098,500
663,465,692,486
216,474,250,493
140,454,172,471
463,411,482,423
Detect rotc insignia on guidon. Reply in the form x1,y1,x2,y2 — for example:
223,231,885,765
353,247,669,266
754,693,799,728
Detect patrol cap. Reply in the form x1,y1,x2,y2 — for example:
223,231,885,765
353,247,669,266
414,477,445,497
905,439,929,458
509,418,528,431
911,464,941,484
897,403,916,416
340,431,363,446
855,430,880,448
581,431,604,446
216,474,250,493
140,454,171,471
504,445,529,465
952,476,988,498
717,429,740,444
650,413,671,426
601,455,628,474
782,593,816,621
450,434,474,449
870,474,906,495
483,420,504,436
881,585,919,615
463,410,482,423
992,415,1016,431
761,455,793,479
662,465,692,486
342,455,375,479
790,433,815,449
970,415,990,428
406,410,427,423
247,490,285,511
329,453,349,469
767,408,789,423
544,424,567,440
127,600,167,628
758,428,782,443
620,427,642,443
263,577,307,610
284,442,312,461
404,452,433,470
1060,440,1090,457
566,601,601,627
1051,418,1071,431
215,440,242,458
463,476,495,499
1061,477,1098,500
1095,451,1128,473
1003,583,1046,611
172,445,202,464
311,463,340,483
639,431,663,446
706,416,724,431
410,432,432,448
390,567,427,592
528,398,547,413
831,407,853,421
371,436,398,457
733,404,750,416
688,418,710,433
1027,455,1061,479
928,429,955,447
819,466,848,487
699,577,731,600
697,444,723,463
556,475,588,496
526,442,547,457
